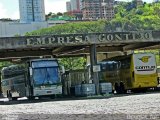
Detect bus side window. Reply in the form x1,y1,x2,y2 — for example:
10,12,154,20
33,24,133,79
13,79,25,85
2,80,9,86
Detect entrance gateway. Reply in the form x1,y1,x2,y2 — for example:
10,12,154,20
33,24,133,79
0,31,159,58
0,30,160,94
25,31,153,46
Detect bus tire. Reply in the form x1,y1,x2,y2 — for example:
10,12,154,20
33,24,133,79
7,90,12,98
115,83,120,94
120,82,125,94
132,89,140,93
7,90,9,98
12,97,18,101
50,95,55,99
28,96,35,100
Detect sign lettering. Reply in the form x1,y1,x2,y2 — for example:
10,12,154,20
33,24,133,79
26,31,153,46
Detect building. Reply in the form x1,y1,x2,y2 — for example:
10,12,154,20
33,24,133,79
70,0,81,11
154,0,160,2
114,0,127,5
66,2,72,12
19,0,45,23
0,21,47,37
66,0,81,12
66,0,83,20
134,0,143,6
0,20,68,37
81,0,115,20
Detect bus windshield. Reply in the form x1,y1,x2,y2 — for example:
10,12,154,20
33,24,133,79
33,67,60,86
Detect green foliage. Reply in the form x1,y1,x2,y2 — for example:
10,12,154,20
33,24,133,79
26,20,106,36
26,2,160,69
27,2,160,35
58,57,86,70
113,2,160,31
0,61,12,70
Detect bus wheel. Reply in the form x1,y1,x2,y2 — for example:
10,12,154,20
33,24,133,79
7,90,9,98
120,82,126,94
50,95,55,99
132,89,140,93
28,96,35,100
115,83,120,94
7,90,12,99
12,97,18,101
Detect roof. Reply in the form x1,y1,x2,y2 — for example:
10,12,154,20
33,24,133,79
0,31,159,60
48,16,74,21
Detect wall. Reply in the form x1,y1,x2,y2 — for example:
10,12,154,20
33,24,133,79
0,21,67,37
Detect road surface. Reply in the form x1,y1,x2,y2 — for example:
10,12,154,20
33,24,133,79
0,93,160,120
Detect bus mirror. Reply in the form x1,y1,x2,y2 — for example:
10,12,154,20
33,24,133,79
61,66,65,74
29,67,33,76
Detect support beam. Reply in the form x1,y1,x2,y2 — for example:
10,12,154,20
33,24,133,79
90,44,99,95
0,49,53,58
52,47,65,53
55,46,123,55
123,43,159,51
55,54,86,58
52,46,85,54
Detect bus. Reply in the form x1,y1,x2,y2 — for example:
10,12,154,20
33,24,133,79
1,58,62,100
99,53,158,93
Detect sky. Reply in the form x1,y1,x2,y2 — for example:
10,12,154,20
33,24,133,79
0,0,68,19
0,0,153,19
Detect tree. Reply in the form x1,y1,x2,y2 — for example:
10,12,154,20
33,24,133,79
57,12,63,16
26,2,160,69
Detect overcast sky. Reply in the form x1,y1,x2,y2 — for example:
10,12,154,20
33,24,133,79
0,0,153,19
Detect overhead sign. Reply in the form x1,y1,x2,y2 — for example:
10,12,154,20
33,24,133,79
26,31,153,46
0,30,159,50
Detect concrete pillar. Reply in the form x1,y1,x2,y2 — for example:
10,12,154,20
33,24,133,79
90,44,99,95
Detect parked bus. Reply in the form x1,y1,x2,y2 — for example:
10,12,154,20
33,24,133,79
1,58,62,100
99,53,158,93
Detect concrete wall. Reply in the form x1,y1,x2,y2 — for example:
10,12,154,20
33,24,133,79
0,21,67,37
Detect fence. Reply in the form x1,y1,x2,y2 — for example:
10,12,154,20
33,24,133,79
62,69,90,95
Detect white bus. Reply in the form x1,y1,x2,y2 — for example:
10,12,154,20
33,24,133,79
1,58,62,100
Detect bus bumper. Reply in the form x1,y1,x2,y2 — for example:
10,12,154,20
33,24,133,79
11,92,20,97
33,86,62,96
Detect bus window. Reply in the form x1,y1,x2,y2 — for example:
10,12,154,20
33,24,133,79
107,61,119,71
13,78,25,85
99,61,120,72
121,59,130,69
1,80,9,86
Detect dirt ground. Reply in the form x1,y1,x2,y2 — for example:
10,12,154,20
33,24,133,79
0,93,160,120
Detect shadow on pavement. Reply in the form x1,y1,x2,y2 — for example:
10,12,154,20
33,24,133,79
1,90,160,105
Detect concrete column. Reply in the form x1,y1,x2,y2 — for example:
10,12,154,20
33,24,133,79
90,44,99,95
